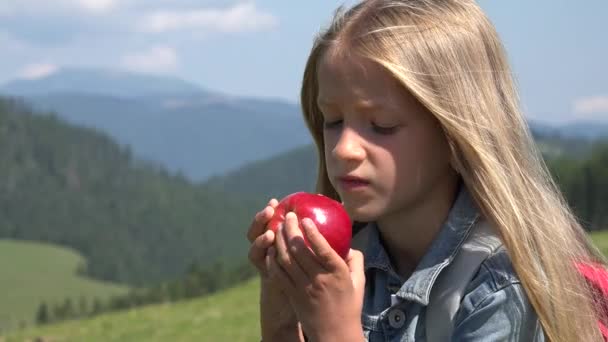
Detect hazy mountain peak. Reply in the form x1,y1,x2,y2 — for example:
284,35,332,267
0,67,211,99
530,119,608,140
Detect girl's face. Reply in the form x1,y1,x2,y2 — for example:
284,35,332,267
317,52,455,223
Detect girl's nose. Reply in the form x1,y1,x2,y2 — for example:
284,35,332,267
331,127,365,162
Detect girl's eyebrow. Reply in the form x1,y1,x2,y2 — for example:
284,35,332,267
355,100,384,112
317,98,385,112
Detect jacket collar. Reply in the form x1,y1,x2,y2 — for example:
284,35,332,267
361,184,480,305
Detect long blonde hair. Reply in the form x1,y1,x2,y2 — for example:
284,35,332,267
300,1,606,341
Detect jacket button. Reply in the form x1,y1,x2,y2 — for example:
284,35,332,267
388,309,406,329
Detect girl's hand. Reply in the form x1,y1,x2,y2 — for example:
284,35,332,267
247,199,304,342
269,212,366,342
247,198,280,278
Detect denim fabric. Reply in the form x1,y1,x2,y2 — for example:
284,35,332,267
357,187,545,341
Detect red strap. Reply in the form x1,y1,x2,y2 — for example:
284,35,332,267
575,262,608,341
599,322,608,341
576,262,608,297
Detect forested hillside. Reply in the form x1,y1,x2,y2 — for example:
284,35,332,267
549,143,608,230
2,93,606,291
208,139,608,231
0,97,262,286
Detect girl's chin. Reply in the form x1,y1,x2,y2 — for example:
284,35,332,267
343,204,379,224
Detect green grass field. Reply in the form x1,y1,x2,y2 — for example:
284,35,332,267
590,231,608,257
5,277,262,342
0,239,129,332
4,232,608,341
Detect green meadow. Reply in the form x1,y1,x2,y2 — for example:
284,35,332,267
590,231,608,257
4,231,608,341
0,240,129,332
5,277,261,342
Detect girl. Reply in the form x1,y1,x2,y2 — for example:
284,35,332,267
247,0,606,341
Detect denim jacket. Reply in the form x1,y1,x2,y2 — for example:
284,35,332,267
355,187,545,341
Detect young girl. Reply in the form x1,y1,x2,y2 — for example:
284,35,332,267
247,0,606,341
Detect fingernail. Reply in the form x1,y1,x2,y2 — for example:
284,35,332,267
302,218,313,228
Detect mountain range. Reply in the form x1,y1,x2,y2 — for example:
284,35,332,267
0,68,311,181
1,67,605,182
1,76,606,288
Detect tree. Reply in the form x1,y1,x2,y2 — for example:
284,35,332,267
78,295,88,317
91,297,103,316
35,302,49,325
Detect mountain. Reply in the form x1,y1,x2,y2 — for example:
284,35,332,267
204,144,318,200
0,97,264,286
2,68,603,182
530,119,608,141
0,67,208,98
0,68,312,181
558,121,608,140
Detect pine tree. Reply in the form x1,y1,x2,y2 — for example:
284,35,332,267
35,302,49,325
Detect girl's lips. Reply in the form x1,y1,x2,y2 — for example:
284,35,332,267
338,176,370,190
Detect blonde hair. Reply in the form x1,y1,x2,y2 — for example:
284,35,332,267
300,1,606,341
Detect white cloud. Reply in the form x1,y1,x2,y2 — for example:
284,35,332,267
18,63,59,80
0,0,118,16
76,0,118,14
138,1,279,34
121,45,178,73
574,96,608,115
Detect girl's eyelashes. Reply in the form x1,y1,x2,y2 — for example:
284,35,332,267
371,122,399,135
323,119,343,130
322,118,400,135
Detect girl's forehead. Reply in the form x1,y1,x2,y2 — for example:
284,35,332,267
317,51,373,81
316,52,403,103
315,50,429,120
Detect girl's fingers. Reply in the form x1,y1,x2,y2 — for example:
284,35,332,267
248,230,275,274
283,212,323,279
346,249,366,291
266,246,295,295
246,201,276,242
301,218,344,272
345,249,366,313
275,216,310,286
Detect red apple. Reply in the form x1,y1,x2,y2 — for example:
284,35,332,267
267,192,352,259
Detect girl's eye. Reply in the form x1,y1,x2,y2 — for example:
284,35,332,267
372,123,399,135
323,119,343,130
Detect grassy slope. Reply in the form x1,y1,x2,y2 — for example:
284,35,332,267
590,230,608,256
5,278,261,342
6,232,608,341
0,240,129,331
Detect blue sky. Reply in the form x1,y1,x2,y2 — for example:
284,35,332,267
0,0,606,124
